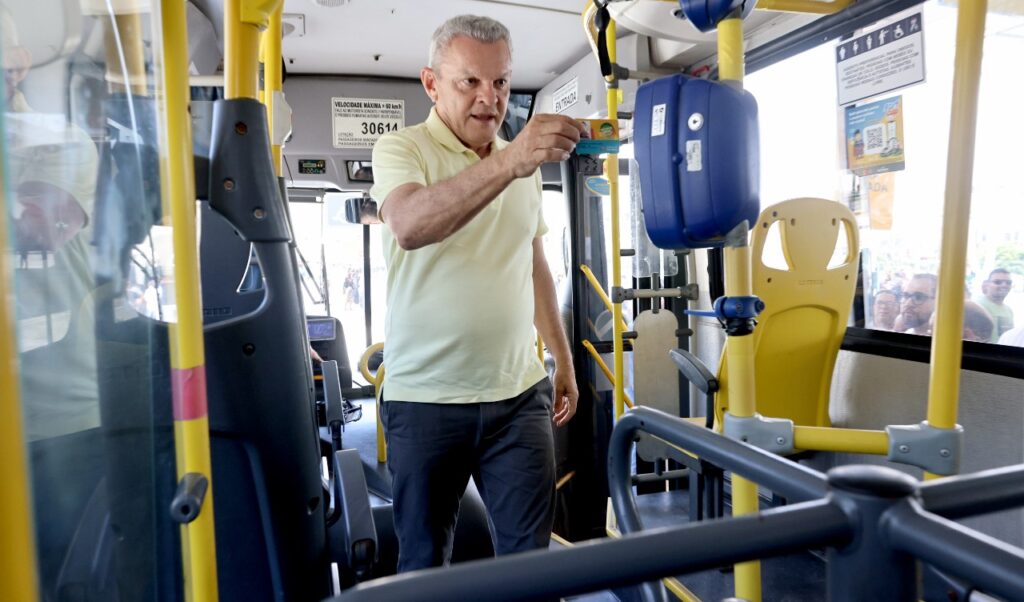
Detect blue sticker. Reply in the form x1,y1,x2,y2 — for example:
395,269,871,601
585,176,610,196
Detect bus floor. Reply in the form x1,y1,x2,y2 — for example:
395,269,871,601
632,488,827,601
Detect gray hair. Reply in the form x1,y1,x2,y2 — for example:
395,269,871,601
429,15,512,70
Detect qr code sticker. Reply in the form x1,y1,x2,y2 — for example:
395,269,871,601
863,124,884,155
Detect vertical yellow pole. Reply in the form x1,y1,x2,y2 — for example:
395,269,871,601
262,6,283,175
104,13,149,95
605,20,626,420
225,0,262,100
0,163,41,602
924,0,987,480
155,0,220,599
718,15,761,602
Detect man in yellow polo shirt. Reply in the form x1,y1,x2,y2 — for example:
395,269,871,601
370,14,583,571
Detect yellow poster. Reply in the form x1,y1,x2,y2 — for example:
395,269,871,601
867,172,895,230
845,96,905,176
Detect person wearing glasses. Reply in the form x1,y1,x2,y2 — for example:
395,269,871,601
898,273,937,336
975,268,1014,342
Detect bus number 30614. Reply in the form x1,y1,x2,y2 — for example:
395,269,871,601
361,122,399,135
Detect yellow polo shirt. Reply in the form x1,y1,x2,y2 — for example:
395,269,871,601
370,108,548,403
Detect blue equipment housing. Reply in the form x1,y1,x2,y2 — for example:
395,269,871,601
634,74,760,249
678,0,755,33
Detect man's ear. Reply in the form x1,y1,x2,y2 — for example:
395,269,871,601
420,67,438,104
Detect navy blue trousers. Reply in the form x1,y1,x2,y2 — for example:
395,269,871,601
381,378,556,572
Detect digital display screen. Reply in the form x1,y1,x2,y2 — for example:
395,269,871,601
299,159,327,175
307,318,336,341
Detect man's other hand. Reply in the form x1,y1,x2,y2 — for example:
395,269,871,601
552,365,578,427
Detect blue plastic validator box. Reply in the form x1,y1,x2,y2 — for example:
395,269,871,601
634,74,760,249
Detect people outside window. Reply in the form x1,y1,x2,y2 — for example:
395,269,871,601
872,289,899,330
961,301,996,343
998,325,1024,347
370,15,582,572
975,268,1015,342
897,273,937,336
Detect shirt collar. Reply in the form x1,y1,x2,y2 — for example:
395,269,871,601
425,107,501,156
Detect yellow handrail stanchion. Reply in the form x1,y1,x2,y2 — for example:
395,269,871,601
793,426,889,455
580,264,629,331
225,0,264,100
261,6,284,174
103,12,149,95
0,163,42,602
155,0,220,598
755,0,853,14
358,342,387,463
604,19,627,421
582,340,635,409
717,13,762,602
924,0,987,481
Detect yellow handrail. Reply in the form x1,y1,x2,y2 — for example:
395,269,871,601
156,0,221,597
924,0,987,481
225,0,263,100
793,426,889,455
358,343,387,463
582,340,635,409
580,264,629,332
260,6,284,174
0,155,41,602
756,0,853,14
717,12,762,602
603,20,627,422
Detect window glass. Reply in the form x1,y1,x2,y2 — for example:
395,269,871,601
745,2,1024,346
3,1,184,596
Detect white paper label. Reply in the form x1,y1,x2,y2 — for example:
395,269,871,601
331,97,405,149
835,9,925,106
686,140,702,172
652,104,666,137
553,78,579,114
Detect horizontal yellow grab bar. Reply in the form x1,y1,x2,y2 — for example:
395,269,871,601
793,426,889,455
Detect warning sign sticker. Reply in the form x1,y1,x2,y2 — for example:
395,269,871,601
835,10,925,106
331,97,405,149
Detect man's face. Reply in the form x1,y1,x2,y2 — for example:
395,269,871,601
900,277,936,329
3,45,31,103
421,36,511,153
985,271,1012,303
874,291,898,326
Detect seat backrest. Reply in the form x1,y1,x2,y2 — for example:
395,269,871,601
716,198,859,428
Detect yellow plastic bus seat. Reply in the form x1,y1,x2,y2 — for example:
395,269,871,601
715,198,859,429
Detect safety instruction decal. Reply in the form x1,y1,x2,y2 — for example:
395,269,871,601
844,96,905,176
332,97,405,149
835,9,924,106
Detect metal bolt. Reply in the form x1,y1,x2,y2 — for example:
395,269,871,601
898,445,910,453
235,121,248,135
688,112,704,131
253,207,267,220
939,449,951,458
223,179,235,191
776,437,786,445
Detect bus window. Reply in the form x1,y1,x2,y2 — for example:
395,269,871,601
745,1,1024,346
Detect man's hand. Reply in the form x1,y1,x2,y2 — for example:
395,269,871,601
552,364,579,427
500,114,586,179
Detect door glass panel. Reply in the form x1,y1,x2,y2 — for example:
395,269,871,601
3,2,184,598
